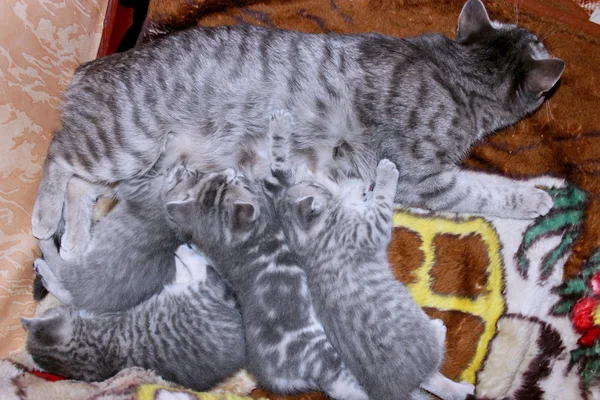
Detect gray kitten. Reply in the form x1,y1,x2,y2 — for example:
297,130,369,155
22,245,245,391
279,160,475,400
32,0,564,260
162,113,368,400
34,171,182,313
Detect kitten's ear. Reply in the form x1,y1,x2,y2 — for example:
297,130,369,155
456,0,492,43
232,202,256,231
295,195,323,227
22,314,65,345
524,58,565,96
165,200,194,224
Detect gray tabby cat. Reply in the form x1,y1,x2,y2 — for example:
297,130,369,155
162,112,368,400
274,118,474,399
278,159,474,399
22,245,245,390
33,169,183,313
32,0,565,260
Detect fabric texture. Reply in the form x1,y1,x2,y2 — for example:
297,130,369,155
0,0,108,359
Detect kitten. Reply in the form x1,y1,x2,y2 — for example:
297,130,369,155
34,170,183,313
32,0,564,259
23,245,245,391
272,113,473,399
161,112,368,400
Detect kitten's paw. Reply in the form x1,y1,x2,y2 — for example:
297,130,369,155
269,110,294,141
375,159,399,185
166,163,198,191
430,318,447,346
457,381,475,398
33,259,73,305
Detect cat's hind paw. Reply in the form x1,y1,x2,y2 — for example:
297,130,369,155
33,259,73,305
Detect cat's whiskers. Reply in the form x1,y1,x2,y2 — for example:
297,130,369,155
545,99,555,122
539,14,567,43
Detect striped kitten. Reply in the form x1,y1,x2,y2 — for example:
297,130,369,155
32,0,564,260
33,170,183,313
162,112,368,400
279,159,475,400
23,245,245,390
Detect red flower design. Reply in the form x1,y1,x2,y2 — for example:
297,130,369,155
572,297,599,332
591,272,600,295
578,327,600,347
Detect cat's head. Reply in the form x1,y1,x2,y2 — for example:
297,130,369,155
164,165,269,250
21,307,79,378
278,181,338,253
455,0,565,127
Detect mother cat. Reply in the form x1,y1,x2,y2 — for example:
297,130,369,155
32,0,564,256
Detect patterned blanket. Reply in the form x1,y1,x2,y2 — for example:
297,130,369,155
3,0,600,399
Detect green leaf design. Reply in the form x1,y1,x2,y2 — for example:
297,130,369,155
562,278,590,295
552,298,577,315
516,183,586,279
582,358,600,387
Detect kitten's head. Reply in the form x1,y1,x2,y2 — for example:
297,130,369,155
164,166,269,251
278,180,339,253
22,307,80,378
456,0,565,127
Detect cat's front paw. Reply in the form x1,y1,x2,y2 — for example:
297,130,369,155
32,203,61,240
511,186,554,219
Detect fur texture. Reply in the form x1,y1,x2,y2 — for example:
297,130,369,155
23,245,245,390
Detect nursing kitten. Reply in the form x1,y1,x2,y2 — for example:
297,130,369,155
34,170,182,313
23,245,245,390
33,0,565,259
161,113,367,400
279,161,474,399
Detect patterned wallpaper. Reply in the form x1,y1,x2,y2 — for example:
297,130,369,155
0,0,107,358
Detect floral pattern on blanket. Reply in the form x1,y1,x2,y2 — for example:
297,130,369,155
0,0,107,358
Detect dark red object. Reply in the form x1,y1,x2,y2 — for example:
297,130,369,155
29,370,68,382
578,326,600,347
572,297,599,332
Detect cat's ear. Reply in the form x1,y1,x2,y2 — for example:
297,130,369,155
295,195,323,228
165,200,194,224
456,0,492,43
22,314,66,345
232,201,256,231
524,58,565,96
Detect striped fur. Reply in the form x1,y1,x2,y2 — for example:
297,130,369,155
23,250,245,391
163,113,368,399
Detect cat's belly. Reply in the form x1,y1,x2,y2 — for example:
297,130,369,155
159,89,371,182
